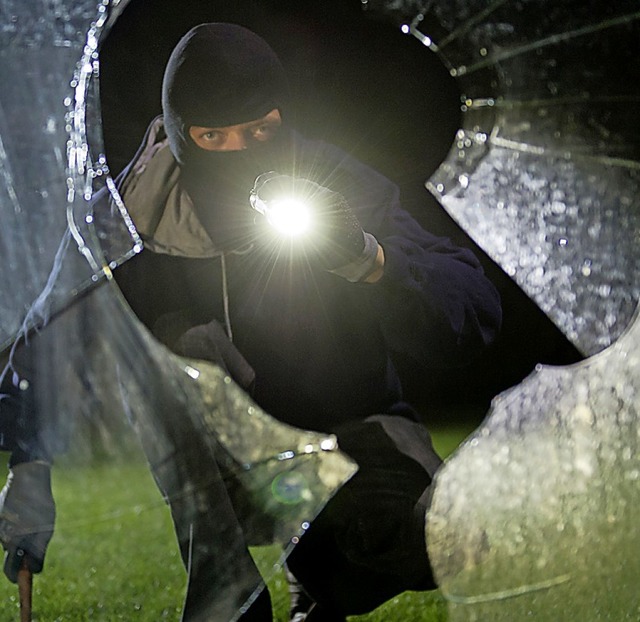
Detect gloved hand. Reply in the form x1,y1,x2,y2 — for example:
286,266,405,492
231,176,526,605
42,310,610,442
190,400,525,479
174,319,256,392
251,172,380,281
0,461,56,583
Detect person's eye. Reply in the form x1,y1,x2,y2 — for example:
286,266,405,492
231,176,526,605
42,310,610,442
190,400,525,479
251,123,279,142
202,130,223,145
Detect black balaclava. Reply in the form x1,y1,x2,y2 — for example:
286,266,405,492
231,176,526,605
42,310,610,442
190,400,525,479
162,23,294,249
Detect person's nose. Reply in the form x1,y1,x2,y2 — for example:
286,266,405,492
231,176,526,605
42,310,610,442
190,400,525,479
224,129,247,151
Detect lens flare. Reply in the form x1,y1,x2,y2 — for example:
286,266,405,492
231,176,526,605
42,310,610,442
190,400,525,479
250,176,313,237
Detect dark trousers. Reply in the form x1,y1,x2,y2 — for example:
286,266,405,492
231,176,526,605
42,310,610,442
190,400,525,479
285,412,441,617
166,411,441,622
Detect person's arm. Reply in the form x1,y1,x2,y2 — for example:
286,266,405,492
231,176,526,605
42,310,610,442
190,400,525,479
364,197,502,368
324,152,502,368
0,363,55,583
0,460,55,583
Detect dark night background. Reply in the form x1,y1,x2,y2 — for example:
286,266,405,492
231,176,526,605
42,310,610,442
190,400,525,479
98,0,582,428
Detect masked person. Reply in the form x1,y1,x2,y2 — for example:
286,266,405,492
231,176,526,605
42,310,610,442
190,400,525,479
104,22,502,622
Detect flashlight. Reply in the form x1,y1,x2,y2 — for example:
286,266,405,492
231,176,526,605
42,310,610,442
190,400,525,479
250,172,313,236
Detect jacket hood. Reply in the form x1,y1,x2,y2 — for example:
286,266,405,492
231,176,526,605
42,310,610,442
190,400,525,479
118,116,222,258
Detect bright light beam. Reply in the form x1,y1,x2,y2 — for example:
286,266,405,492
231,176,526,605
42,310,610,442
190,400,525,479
263,197,312,236
250,175,313,236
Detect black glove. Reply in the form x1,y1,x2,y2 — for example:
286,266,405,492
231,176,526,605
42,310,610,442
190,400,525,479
174,319,256,392
0,461,56,583
251,173,379,280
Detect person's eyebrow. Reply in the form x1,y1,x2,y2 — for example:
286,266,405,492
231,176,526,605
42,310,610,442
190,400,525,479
248,116,281,128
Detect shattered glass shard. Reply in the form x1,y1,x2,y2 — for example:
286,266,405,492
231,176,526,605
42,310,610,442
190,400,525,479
368,0,640,356
427,304,640,620
0,0,139,353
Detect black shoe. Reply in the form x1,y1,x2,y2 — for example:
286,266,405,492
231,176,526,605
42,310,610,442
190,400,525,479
287,566,346,622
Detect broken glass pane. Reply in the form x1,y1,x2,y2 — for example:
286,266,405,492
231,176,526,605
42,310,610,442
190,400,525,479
0,1,356,619
427,306,640,620
366,0,640,356
4,0,639,619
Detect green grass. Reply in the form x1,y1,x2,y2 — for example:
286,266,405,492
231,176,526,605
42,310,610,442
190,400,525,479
0,425,475,621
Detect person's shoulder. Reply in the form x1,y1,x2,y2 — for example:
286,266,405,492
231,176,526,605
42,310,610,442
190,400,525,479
292,130,396,193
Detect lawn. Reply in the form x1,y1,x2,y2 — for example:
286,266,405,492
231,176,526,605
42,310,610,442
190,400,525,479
0,423,476,621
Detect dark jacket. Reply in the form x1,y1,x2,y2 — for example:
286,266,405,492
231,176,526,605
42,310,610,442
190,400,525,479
106,118,502,432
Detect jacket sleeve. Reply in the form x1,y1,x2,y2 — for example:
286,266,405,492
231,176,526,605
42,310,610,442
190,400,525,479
343,160,502,369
